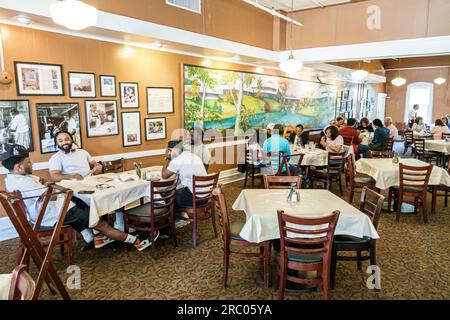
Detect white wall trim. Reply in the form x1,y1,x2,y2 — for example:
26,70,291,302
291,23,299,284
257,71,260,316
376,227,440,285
0,167,244,242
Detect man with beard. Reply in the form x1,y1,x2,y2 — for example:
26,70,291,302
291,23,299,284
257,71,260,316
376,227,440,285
2,144,153,251
48,131,132,247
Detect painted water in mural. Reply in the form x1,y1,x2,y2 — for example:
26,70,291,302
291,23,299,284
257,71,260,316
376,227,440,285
184,65,337,135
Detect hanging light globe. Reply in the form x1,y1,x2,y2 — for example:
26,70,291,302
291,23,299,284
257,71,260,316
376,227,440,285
391,76,407,87
50,0,98,31
434,77,446,85
351,69,369,81
280,54,303,74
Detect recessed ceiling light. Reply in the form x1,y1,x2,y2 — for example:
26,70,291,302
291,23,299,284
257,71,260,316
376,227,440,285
122,46,135,58
15,14,31,25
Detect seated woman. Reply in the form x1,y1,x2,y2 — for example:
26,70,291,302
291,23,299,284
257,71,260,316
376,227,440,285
411,116,425,136
320,126,344,153
369,119,391,151
358,117,374,133
430,119,450,140
442,116,450,130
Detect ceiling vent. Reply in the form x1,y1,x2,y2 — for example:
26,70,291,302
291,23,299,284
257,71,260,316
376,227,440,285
166,0,202,14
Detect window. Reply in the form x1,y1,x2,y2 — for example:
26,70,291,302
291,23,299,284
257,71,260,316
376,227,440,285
405,82,434,124
166,0,202,14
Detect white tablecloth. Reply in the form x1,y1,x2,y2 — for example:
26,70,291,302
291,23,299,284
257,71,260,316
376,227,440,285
355,158,450,190
58,166,163,228
232,189,379,243
425,140,450,154
290,145,328,167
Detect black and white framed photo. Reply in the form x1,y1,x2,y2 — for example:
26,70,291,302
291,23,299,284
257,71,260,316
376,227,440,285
121,112,141,147
146,87,174,114
36,103,82,154
99,75,116,97
14,61,64,96
68,72,96,98
0,100,34,154
144,117,166,141
85,100,119,137
119,82,139,108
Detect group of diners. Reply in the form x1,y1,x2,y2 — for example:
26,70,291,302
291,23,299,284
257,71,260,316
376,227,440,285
1,127,214,252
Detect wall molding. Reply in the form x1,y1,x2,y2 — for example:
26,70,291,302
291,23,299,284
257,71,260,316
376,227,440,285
0,167,244,242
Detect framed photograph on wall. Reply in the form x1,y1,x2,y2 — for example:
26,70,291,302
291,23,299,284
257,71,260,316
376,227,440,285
14,61,64,96
121,112,141,147
99,75,116,97
36,103,82,154
85,100,119,137
69,72,96,98
0,100,34,154
119,82,139,108
146,87,174,114
144,117,166,141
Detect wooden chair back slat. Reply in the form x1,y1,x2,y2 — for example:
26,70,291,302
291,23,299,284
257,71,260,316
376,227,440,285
399,163,433,192
359,187,384,230
212,184,230,243
263,175,301,189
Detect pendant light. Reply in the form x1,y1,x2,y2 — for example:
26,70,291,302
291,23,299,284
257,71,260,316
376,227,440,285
434,68,447,85
50,0,98,31
280,0,303,75
351,61,368,81
391,58,406,87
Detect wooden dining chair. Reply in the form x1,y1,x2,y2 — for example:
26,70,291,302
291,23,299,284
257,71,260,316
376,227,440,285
341,135,354,147
346,154,377,204
330,188,384,289
124,176,179,250
309,152,346,196
101,158,124,173
263,175,302,189
387,163,433,223
0,185,72,300
414,138,440,165
176,172,220,247
262,151,290,176
273,210,340,300
403,130,414,155
429,157,449,213
213,184,270,288
243,144,263,188
371,137,394,158
289,153,304,176
8,265,35,300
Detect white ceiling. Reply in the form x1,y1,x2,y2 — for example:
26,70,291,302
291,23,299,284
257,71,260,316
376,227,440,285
256,0,351,11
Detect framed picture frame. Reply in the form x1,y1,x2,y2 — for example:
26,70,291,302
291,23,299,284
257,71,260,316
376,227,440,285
146,87,174,114
121,112,141,147
84,100,119,137
0,100,34,154
99,75,116,97
119,82,139,108
36,103,82,154
144,117,167,141
14,61,64,96
69,72,96,98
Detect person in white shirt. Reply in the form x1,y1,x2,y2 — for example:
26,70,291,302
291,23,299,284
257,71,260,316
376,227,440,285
48,131,102,182
1,144,153,251
185,127,211,171
320,126,344,153
411,117,425,136
430,119,450,140
161,140,207,207
408,104,419,128
7,109,30,150
384,117,399,140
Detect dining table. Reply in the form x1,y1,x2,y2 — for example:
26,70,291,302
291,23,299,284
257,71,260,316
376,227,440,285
424,139,450,154
57,166,163,228
232,189,379,243
289,145,328,167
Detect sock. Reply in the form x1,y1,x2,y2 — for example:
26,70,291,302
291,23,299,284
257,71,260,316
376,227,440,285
81,229,94,243
114,211,125,232
124,234,137,244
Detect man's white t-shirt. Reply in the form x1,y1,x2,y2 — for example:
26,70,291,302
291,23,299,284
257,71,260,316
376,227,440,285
9,114,29,133
190,144,211,166
48,149,93,177
5,174,74,227
167,151,208,196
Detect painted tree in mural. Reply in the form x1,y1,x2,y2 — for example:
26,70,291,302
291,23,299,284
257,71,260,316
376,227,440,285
223,71,255,136
277,79,289,111
185,66,216,129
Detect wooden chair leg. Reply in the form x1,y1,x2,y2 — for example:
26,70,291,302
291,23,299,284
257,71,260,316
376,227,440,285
330,248,337,290
422,195,428,224
431,186,437,213
243,170,248,188
348,185,354,204
170,214,178,248
369,241,377,266
223,244,230,287
387,189,392,213
396,195,402,222
263,242,270,288
277,261,287,300
192,212,198,247
323,265,331,300
68,230,74,266
356,251,362,270
211,206,218,238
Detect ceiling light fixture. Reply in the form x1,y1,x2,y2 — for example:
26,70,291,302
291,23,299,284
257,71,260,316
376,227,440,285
50,0,98,31
391,76,407,87
351,69,368,81
15,14,31,25
280,0,303,75
434,77,446,85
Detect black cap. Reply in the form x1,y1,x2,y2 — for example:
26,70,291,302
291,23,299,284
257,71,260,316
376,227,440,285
167,140,183,149
0,144,29,162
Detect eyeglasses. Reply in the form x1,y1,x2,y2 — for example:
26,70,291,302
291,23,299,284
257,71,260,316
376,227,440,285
95,184,115,190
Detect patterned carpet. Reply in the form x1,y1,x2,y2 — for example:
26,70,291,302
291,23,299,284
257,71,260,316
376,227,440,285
1,178,449,300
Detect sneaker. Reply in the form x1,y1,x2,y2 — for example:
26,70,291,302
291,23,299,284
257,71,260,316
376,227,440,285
134,230,160,252
94,234,115,249
175,219,190,229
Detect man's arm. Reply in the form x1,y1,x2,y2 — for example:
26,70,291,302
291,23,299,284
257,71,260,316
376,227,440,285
161,150,176,179
50,170,84,182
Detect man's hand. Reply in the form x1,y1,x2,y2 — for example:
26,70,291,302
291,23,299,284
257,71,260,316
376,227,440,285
92,163,103,175
72,174,84,181
165,148,172,160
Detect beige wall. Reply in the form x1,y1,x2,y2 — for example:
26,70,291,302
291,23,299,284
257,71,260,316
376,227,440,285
385,68,450,124
84,0,275,50
287,0,450,49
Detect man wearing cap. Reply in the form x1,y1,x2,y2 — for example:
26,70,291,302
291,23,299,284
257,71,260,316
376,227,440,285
161,140,207,207
1,145,154,251
262,124,291,174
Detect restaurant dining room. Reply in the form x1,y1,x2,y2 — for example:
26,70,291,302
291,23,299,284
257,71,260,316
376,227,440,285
0,0,449,308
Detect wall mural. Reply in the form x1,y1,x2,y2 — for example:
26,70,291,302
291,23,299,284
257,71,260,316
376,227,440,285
184,65,338,135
